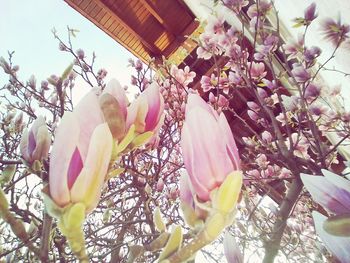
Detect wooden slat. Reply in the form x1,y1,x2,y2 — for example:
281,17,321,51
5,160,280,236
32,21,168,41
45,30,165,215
139,0,177,39
95,8,106,21
104,16,114,28
73,0,83,5
108,21,118,32
80,0,92,10
100,13,111,25
85,1,96,15
89,4,101,18
64,0,148,63
94,0,161,56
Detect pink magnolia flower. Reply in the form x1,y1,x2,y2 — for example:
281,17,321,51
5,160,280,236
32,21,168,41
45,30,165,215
179,172,195,211
228,71,242,85
257,87,268,99
254,35,279,60
256,154,269,168
261,131,272,143
291,63,310,82
126,82,164,135
301,170,350,215
247,0,272,18
247,110,259,122
304,83,321,102
288,133,310,159
321,17,350,46
170,65,196,87
20,116,51,165
301,170,350,262
209,93,229,109
304,46,321,62
223,0,249,14
197,33,223,60
156,178,164,192
248,62,267,80
49,90,113,213
181,94,240,201
283,34,304,61
200,74,216,92
304,2,317,24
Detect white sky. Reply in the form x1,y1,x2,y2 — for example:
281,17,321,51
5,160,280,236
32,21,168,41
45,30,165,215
0,0,136,103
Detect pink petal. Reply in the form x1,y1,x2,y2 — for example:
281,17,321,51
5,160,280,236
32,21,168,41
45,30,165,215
322,169,350,193
181,122,212,201
19,129,31,162
49,112,80,207
182,107,234,200
31,116,46,138
67,147,83,189
28,130,36,157
186,94,218,120
313,211,350,263
74,90,104,160
179,171,195,209
104,79,128,119
301,174,350,214
31,126,50,161
144,83,163,131
70,123,113,213
126,96,148,133
218,113,241,170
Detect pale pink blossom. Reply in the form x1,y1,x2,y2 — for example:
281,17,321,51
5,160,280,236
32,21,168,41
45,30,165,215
200,74,216,92
247,110,259,122
261,131,272,143
256,154,269,168
205,17,225,35
248,62,267,80
170,65,196,86
156,178,164,192
288,133,310,159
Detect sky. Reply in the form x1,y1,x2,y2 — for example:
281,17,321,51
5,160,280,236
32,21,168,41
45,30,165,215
0,0,136,102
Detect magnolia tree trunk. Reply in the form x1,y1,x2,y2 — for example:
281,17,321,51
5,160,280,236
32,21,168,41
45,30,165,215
263,178,304,263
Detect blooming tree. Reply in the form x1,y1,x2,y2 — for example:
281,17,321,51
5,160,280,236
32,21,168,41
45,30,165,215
0,1,350,262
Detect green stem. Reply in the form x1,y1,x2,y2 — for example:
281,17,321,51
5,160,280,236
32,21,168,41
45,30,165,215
0,189,40,257
164,230,211,263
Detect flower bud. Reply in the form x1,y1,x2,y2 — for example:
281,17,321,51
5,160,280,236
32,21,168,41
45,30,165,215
126,83,165,144
20,116,51,165
181,94,241,202
49,90,113,213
